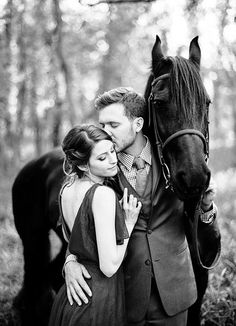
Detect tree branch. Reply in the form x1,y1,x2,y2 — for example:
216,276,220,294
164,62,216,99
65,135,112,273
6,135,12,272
79,0,156,6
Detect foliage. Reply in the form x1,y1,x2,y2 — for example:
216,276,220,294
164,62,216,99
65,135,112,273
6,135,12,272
201,169,236,325
0,170,23,325
0,0,236,166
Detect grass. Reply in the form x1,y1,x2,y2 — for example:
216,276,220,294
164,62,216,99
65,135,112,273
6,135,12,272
0,171,23,326
0,167,236,325
200,169,236,325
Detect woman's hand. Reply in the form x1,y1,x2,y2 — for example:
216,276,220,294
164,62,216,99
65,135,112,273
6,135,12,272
121,188,142,226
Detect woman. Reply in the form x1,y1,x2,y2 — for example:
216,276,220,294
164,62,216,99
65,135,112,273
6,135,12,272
49,124,141,326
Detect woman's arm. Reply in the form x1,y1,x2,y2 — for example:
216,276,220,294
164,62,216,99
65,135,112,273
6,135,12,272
93,186,141,277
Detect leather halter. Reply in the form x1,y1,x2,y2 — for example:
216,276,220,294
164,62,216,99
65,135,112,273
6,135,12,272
148,73,209,189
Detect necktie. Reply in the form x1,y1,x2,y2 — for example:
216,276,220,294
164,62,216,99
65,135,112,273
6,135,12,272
133,156,147,196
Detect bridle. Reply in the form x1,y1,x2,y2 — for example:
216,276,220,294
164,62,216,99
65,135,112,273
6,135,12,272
148,73,209,190
148,73,221,270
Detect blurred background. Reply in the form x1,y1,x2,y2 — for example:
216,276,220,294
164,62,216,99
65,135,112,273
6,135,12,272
0,0,236,324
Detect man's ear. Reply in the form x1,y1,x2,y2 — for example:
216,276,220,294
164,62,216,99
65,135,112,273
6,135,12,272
134,117,144,133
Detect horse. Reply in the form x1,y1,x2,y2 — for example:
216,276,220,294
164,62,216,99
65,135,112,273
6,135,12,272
143,35,221,326
12,35,221,326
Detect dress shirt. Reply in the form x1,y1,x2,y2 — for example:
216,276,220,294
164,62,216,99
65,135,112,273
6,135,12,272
118,136,152,189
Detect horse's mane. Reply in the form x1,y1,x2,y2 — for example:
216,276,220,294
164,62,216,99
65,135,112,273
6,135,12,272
145,56,210,123
168,56,210,121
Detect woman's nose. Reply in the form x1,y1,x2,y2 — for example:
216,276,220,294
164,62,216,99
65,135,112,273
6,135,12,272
109,152,117,164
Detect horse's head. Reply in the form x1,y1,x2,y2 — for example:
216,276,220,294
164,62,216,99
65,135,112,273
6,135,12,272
144,35,211,201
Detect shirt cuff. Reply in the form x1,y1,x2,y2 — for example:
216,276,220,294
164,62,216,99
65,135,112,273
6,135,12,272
200,202,218,224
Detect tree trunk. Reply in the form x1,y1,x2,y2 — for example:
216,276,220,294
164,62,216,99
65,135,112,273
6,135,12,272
16,0,27,159
3,0,17,169
30,68,42,157
53,0,76,128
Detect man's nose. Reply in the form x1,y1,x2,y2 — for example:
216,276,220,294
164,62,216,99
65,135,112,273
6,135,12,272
104,126,112,136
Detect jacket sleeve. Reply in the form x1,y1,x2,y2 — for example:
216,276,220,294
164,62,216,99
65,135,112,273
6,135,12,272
184,203,221,269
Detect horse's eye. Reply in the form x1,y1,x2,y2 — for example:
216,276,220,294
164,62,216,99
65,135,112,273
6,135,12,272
155,99,165,107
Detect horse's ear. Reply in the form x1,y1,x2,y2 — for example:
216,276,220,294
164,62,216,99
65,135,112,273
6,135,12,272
189,36,201,67
152,35,164,68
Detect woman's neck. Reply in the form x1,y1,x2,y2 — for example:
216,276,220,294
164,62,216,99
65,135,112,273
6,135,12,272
82,173,104,185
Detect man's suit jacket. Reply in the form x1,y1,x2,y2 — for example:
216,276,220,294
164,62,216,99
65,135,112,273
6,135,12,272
109,151,220,321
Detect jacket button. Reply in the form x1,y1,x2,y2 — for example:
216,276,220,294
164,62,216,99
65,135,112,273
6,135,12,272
147,229,152,234
145,259,151,266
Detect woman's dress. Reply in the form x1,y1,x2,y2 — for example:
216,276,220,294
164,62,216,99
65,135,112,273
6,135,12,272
49,183,129,326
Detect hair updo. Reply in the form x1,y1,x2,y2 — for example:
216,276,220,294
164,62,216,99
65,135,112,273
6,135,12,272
62,124,112,178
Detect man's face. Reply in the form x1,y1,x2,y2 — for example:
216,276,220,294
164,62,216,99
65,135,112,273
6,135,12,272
98,103,137,153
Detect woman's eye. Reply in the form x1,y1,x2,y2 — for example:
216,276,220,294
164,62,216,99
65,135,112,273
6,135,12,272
111,123,118,128
111,147,115,153
99,156,106,161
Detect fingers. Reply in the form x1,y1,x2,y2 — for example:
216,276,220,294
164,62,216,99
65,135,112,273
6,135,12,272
66,280,90,306
123,188,128,208
66,286,74,306
81,267,92,297
206,179,217,194
64,262,92,306
68,284,82,306
81,265,91,279
132,196,137,208
136,200,142,212
203,189,215,204
122,188,142,209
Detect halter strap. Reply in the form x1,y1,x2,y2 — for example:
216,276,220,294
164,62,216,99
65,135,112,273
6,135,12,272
163,129,207,154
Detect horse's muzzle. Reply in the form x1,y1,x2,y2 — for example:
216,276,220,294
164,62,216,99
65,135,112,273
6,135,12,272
173,166,211,201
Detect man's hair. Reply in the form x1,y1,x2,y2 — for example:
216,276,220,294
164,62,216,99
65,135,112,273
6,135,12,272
95,87,146,119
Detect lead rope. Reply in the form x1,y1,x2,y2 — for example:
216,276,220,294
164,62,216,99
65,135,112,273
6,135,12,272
192,200,221,270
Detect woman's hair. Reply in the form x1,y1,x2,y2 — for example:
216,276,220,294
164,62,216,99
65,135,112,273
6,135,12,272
62,124,112,178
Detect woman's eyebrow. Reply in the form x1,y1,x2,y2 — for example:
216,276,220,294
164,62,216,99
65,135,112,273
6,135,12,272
96,150,108,157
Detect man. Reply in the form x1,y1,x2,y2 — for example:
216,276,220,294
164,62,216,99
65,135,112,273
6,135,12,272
64,87,220,325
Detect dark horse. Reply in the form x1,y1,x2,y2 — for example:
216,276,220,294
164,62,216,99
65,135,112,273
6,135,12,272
12,35,220,326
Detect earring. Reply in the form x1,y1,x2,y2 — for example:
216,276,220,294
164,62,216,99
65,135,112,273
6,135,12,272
63,158,76,177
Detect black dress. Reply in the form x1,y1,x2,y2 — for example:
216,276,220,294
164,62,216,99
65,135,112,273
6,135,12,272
49,184,129,326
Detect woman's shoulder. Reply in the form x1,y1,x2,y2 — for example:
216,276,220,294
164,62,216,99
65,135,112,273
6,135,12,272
94,185,116,197
93,185,116,204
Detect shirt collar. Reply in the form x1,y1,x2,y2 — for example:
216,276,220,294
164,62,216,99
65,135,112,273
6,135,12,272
118,136,152,171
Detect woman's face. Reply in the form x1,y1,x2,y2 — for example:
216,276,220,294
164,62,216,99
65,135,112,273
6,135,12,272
88,139,118,178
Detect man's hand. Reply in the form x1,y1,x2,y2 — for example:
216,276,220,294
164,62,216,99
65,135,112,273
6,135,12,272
201,180,217,212
64,261,92,306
